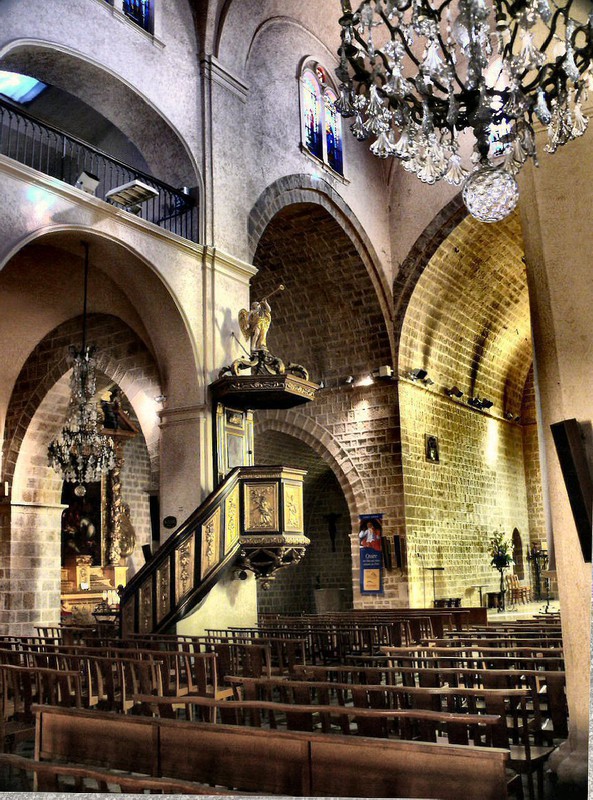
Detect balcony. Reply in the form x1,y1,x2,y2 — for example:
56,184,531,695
0,96,197,243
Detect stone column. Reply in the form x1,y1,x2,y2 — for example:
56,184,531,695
519,120,593,789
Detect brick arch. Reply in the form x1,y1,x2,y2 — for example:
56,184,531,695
254,410,368,530
392,193,466,367
3,314,162,492
247,174,393,355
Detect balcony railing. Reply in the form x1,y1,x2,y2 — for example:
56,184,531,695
0,97,197,242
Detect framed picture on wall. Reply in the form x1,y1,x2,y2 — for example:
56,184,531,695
425,434,439,463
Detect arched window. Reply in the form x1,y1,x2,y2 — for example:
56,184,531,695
300,62,344,176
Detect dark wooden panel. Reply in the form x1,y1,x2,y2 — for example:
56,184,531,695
551,418,593,562
310,737,509,800
158,720,311,795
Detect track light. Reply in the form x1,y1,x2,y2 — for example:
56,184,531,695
371,365,394,380
344,375,354,385
408,368,427,381
105,179,159,213
75,171,100,195
445,386,464,399
468,397,494,411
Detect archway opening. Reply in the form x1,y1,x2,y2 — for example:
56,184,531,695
255,430,353,614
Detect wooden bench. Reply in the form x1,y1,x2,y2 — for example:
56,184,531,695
34,704,513,799
0,751,235,793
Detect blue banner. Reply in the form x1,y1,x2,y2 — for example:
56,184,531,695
359,514,383,594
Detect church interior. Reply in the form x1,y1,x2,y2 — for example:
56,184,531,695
0,0,591,797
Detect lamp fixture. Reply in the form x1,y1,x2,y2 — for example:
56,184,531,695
445,385,464,398
75,171,100,196
408,368,428,381
344,375,355,384
47,243,116,497
371,364,394,379
468,396,494,410
105,179,159,212
335,1,593,222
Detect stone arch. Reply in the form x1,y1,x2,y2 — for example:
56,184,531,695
247,174,394,358
3,314,162,496
392,193,466,370
254,410,368,530
0,40,201,192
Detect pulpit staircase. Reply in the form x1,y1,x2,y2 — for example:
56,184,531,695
119,465,307,635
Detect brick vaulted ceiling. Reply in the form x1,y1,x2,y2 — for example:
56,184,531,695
252,203,392,386
399,212,531,417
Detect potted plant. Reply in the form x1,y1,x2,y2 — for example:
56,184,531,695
489,531,514,611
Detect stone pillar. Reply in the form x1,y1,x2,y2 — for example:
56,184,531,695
1,503,62,636
519,122,593,789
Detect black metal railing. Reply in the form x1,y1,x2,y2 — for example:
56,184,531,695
0,97,197,242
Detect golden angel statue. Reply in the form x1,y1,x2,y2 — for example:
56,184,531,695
238,285,284,352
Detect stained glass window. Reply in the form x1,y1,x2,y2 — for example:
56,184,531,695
325,90,343,175
302,71,323,161
300,63,343,176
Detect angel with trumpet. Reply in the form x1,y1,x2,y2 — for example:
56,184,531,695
239,284,284,353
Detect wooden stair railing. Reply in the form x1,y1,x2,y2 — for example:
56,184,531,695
119,466,307,635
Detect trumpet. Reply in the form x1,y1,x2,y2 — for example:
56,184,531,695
261,284,285,302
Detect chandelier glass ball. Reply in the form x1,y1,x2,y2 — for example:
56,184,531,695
462,166,519,221
335,0,593,221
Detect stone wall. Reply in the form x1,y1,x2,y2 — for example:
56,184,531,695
399,382,530,607
521,365,546,548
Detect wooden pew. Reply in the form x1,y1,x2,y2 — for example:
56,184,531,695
0,751,235,794
34,704,513,799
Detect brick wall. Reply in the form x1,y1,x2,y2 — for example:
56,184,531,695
119,405,153,578
254,431,353,614
252,202,409,609
400,382,531,606
521,365,546,547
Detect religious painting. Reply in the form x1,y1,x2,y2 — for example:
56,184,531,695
425,434,440,463
244,483,278,532
359,514,384,595
60,480,103,566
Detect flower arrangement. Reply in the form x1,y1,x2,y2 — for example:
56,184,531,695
489,531,514,571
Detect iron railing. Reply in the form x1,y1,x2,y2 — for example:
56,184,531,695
0,97,197,242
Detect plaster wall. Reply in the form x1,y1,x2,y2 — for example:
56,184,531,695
519,131,593,783
0,0,201,174
211,12,392,277
176,568,258,636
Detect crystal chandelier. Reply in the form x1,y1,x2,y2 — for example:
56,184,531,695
47,243,116,497
335,0,593,221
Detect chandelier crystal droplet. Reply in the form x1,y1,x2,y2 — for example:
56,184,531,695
335,0,593,221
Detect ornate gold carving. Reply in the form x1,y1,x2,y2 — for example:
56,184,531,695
138,582,152,634
175,535,195,603
225,485,240,552
284,483,303,532
121,597,135,637
244,483,278,531
201,507,221,580
156,561,170,623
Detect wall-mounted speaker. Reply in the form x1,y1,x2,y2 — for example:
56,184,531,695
550,418,592,563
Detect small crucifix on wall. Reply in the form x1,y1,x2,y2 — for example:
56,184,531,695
425,434,439,463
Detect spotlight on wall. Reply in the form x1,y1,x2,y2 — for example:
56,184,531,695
356,374,375,387
468,397,494,411
445,386,464,399
505,412,514,420
371,365,394,380
154,395,167,404
75,171,100,195
105,179,159,213
408,368,428,382
344,375,354,385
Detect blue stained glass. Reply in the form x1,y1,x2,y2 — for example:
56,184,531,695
303,73,323,160
325,90,343,175
0,71,46,104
